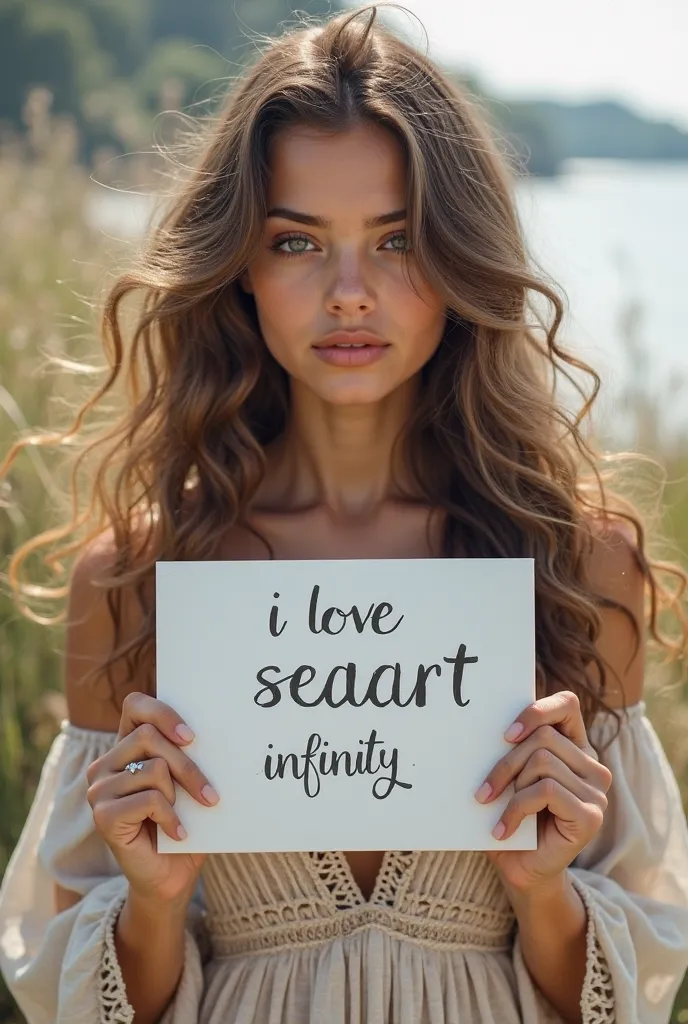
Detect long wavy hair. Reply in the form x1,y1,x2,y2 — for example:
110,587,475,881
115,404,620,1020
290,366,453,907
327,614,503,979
3,4,687,754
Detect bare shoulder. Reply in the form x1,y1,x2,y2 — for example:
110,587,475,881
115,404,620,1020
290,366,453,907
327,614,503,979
65,521,156,733
581,516,643,595
581,516,646,708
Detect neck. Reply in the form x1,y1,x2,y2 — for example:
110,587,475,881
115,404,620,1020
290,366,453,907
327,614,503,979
264,376,422,519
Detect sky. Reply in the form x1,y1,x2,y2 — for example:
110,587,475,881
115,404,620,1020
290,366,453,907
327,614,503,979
355,0,688,130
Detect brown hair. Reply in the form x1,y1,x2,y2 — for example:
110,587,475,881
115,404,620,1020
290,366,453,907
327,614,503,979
3,4,686,753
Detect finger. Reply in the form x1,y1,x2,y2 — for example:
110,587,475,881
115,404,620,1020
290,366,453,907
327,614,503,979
92,789,185,845
494,778,605,842
117,691,196,747
503,690,589,750
477,725,612,802
513,748,609,810
88,756,176,808
101,724,220,807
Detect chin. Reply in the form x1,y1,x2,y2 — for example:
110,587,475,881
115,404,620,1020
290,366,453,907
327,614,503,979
307,374,405,406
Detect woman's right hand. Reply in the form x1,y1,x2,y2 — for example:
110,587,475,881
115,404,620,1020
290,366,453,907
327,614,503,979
85,691,220,907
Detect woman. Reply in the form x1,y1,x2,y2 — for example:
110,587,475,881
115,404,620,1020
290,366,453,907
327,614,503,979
1,6,688,1023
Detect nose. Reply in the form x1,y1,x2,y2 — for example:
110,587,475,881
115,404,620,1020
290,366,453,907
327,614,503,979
325,250,376,317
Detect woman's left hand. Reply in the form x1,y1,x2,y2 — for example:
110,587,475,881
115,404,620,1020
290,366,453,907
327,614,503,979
476,690,613,894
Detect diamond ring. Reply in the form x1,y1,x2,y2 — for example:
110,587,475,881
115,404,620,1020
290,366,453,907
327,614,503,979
124,761,146,774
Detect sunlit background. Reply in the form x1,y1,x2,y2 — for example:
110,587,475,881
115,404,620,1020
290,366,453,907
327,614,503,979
378,0,688,445
384,0,688,127
1,2,687,1021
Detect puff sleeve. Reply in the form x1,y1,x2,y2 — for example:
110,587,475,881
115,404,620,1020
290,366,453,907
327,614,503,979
0,721,208,1024
512,699,688,1024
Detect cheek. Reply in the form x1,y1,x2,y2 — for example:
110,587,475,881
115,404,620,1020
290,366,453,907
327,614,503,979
250,263,298,308
393,275,446,351
248,263,314,335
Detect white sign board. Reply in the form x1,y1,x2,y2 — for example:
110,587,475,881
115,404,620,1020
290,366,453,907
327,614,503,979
156,559,537,853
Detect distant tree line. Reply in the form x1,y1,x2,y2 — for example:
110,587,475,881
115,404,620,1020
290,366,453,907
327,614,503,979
0,0,342,163
1,0,687,175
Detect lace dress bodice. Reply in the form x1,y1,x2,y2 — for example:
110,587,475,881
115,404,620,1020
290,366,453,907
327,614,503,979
201,850,515,958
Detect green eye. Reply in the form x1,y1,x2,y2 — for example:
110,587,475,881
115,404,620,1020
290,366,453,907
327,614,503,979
385,232,411,252
284,237,310,253
270,234,316,256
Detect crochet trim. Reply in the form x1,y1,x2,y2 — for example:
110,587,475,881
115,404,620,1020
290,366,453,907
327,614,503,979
309,849,361,910
210,901,514,958
571,875,615,1023
203,849,516,958
307,850,421,910
373,850,417,907
100,894,135,1024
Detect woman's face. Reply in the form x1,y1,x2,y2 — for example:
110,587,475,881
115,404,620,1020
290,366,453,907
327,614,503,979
241,121,446,406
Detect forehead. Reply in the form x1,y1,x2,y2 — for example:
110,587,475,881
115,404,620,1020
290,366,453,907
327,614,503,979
266,122,407,215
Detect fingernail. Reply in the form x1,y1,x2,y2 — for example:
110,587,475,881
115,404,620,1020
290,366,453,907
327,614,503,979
201,784,220,805
492,821,506,840
504,722,524,742
177,825,187,840
175,724,195,742
474,782,493,803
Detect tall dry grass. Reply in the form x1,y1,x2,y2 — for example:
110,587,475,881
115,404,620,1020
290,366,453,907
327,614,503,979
0,90,135,1023
0,89,687,1022
1,89,112,859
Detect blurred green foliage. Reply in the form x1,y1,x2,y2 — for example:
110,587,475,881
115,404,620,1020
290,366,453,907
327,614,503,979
0,0,343,163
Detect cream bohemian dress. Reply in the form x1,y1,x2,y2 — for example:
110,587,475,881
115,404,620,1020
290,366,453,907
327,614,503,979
2,700,688,1024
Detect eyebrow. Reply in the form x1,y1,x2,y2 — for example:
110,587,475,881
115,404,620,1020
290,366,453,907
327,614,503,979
266,207,406,229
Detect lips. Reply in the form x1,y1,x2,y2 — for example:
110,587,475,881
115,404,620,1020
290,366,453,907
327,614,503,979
312,331,389,349
311,332,391,367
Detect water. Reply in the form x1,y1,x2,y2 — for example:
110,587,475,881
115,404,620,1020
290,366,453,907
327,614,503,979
87,160,688,443
515,160,688,443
